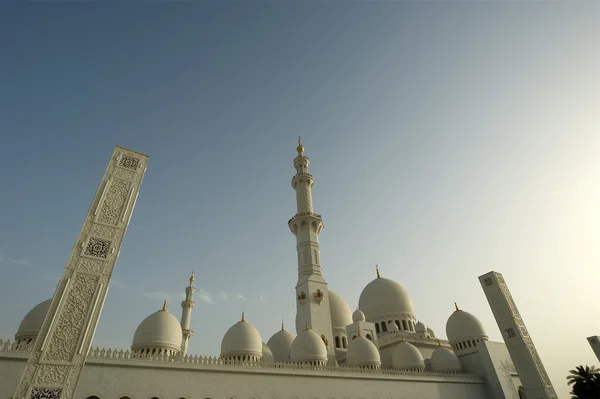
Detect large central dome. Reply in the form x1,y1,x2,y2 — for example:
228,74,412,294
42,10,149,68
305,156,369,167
358,277,415,321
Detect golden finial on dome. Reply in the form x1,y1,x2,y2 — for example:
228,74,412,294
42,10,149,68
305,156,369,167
161,300,167,311
437,339,442,347
241,312,246,322
400,335,405,342
296,136,304,154
305,320,310,330
376,264,381,279
281,319,285,331
454,302,460,312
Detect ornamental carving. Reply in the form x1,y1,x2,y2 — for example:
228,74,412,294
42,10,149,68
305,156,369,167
34,365,70,385
118,154,140,170
78,258,104,274
113,167,135,181
30,388,62,399
91,224,115,240
97,178,130,225
483,277,493,286
84,238,111,258
43,273,99,362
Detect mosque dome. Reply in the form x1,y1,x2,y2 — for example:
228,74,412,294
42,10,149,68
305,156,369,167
352,309,366,322
358,274,415,321
415,321,427,333
392,341,425,370
131,302,183,354
15,299,51,343
346,335,381,368
261,342,274,364
220,313,263,361
267,324,296,363
290,326,327,365
387,322,399,332
426,327,435,337
445,305,488,343
328,290,353,328
430,347,462,372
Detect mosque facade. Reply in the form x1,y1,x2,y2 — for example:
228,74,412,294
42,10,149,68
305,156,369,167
0,142,541,399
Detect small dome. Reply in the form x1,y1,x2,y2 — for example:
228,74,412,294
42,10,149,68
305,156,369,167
220,314,263,360
261,342,274,364
446,307,488,343
346,335,381,368
15,299,51,342
328,290,353,328
430,347,462,372
267,325,296,363
132,305,183,353
352,309,366,322
392,341,424,370
290,327,327,364
387,322,399,332
426,327,435,337
415,321,427,333
358,277,415,321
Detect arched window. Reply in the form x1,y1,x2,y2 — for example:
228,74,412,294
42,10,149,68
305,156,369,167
381,322,387,332
395,320,401,329
352,335,357,340
409,321,415,332
335,336,341,348
86,396,100,399
375,323,380,334
402,320,408,330
150,397,160,399
366,334,372,341
467,341,472,348
342,336,347,348
119,397,131,399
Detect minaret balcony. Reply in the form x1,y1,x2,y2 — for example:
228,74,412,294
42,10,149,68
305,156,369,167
287,212,322,225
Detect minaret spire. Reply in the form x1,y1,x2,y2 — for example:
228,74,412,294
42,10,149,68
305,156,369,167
180,271,196,357
288,139,335,365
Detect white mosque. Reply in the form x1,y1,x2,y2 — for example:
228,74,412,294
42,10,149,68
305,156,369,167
0,141,536,399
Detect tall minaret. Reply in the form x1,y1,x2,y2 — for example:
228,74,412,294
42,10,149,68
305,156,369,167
180,271,195,357
288,138,335,363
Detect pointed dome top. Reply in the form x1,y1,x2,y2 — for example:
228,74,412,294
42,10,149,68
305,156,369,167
446,307,488,343
347,336,381,367
132,308,183,352
430,346,462,372
297,136,304,155
267,327,296,363
392,341,425,370
290,328,327,363
220,314,263,360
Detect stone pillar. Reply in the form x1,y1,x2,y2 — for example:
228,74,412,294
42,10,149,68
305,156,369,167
479,271,557,399
13,146,148,399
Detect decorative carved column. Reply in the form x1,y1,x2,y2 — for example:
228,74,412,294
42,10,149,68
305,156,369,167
13,146,148,399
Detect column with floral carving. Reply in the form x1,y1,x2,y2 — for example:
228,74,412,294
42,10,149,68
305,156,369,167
13,146,148,399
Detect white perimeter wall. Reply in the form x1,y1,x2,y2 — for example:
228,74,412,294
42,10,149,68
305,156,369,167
0,355,490,399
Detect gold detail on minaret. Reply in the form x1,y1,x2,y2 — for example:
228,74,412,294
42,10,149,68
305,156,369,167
189,270,195,287
454,302,460,312
376,264,381,279
241,312,246,322
297,136,304,154
161,300,167,311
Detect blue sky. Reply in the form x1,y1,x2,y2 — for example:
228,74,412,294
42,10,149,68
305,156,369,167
1,2,599,397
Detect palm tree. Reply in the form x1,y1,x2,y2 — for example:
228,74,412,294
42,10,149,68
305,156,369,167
567,365,600,398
